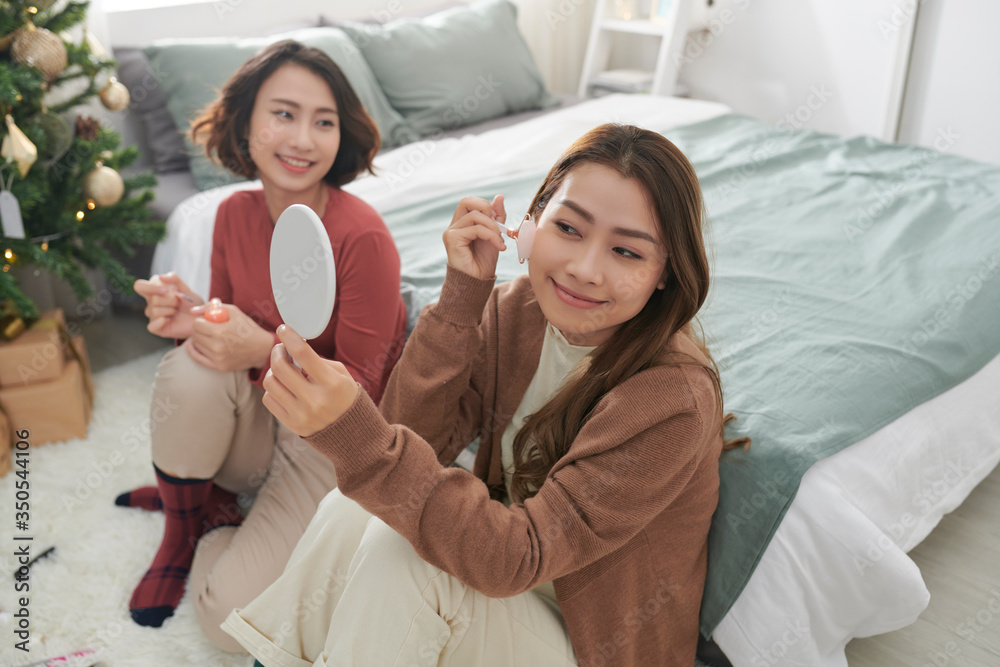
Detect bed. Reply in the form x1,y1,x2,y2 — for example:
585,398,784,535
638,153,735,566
150,92,1000,666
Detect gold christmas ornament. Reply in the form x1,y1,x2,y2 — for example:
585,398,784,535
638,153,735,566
99,78,130,112
11,23,68,82
1,115,38,178
83,165,125,207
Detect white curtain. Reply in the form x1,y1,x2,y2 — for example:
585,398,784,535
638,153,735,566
510,0,595,95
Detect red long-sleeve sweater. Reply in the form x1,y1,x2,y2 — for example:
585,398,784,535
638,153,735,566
209,186,407,403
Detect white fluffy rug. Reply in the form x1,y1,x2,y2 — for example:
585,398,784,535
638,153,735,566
0,350,250,667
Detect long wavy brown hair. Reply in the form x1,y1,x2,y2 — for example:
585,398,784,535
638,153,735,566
190,40,379,187
509,124,749,504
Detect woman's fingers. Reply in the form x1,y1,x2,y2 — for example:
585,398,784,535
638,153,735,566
448,211,507,249
262,366,298,412
491,194,506,226
269,342,309,395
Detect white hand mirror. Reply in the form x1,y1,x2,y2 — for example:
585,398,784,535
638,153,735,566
269,204,336,344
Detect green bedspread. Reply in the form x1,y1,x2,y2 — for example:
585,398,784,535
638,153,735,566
378,114,1000,636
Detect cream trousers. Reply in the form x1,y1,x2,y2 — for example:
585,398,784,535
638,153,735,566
150,346,338,651
222,488,578,667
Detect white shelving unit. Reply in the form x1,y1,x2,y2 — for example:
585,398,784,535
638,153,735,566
577,0,697,98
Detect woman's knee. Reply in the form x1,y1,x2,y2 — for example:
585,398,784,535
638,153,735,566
153,345,231,403
353,518,424,574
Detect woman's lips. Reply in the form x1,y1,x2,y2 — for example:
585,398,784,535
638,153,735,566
552,279,605,309
278,155,313,174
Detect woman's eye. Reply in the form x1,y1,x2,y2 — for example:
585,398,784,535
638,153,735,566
555,222,579,236
614,247,642,260
274,110,292,120
318,119,337,128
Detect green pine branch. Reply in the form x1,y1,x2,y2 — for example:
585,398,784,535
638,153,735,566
39,1,90,35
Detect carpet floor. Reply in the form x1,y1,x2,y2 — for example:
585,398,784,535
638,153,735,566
0,350,249,667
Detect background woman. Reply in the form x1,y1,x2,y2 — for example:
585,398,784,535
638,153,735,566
120,40,407,650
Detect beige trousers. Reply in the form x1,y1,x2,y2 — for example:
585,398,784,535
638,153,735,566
221,489,578,667
150,346,338,652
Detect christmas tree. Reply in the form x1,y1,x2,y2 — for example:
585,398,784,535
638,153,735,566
0,0,163,321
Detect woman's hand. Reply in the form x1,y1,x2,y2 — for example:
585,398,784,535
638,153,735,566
262,325,360,437
184,303,275,372
134,272,204,339
443,194,510,280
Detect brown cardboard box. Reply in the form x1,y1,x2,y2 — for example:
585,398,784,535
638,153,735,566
0,410,10,477
0,336,92,446
0,309,68,387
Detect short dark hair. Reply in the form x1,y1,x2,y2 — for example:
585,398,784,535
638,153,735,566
191,40,379,187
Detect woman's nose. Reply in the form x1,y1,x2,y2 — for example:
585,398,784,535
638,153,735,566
566,242,604,286
289,121,315,151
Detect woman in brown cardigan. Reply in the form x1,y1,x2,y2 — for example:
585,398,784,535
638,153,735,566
222,124,745,666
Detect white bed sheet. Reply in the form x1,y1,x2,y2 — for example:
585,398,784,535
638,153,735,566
149,93,1000,667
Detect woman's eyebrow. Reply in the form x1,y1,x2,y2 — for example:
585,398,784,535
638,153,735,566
270,98,338,114
558,198,658,244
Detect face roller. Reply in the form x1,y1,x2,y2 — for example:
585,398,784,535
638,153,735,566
495,214,536,264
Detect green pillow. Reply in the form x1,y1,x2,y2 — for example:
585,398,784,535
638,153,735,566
341,0,560,138
143,27,417,191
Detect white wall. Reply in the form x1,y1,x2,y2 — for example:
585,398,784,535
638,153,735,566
675,0,915,141
106,0,457,46
897,0,1000,165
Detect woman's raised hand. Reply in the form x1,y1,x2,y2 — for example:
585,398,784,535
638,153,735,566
134,272,204,339
443,194,511,280
262,324,359,437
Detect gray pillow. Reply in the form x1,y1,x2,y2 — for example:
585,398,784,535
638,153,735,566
340,0,559,138
114,47,189,174
143,27,417,191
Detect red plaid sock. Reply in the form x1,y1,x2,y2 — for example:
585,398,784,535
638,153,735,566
116,483,243,522
129,466,212,628
199,485,245,533
115,485,163,511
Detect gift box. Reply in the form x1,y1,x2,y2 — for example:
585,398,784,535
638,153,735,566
0,335,93,446
0,309,69,387
0,409,10,477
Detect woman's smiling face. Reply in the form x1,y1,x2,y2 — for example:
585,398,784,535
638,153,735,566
527,162,668,347
247,63,341,195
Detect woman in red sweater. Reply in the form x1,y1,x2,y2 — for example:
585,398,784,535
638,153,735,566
120,41,407,648
222,124,747,666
